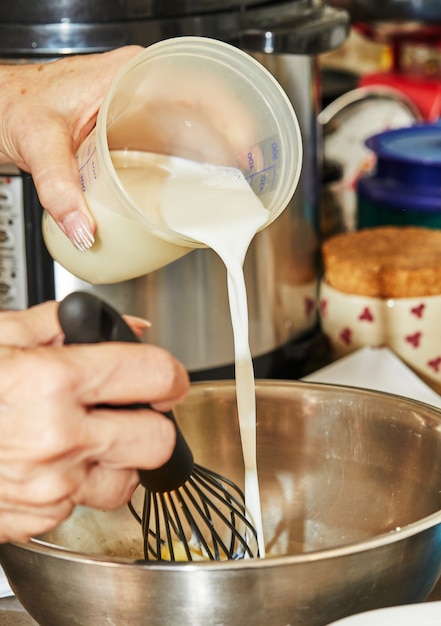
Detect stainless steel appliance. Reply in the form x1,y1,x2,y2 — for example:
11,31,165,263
0,1,349,379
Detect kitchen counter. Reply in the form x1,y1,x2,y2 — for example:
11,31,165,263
2,581,441,625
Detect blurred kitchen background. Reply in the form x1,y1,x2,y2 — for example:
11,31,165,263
320,0,441,238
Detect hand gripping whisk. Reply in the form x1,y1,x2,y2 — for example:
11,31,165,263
58,291,259,562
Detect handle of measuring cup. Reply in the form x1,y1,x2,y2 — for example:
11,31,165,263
58,291,194,493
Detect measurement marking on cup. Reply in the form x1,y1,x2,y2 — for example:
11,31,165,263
78,145,98,189
246,164,277,194
78,145,97,173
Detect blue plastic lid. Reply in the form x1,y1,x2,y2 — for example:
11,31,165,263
359,121,441,212
366,120,441,166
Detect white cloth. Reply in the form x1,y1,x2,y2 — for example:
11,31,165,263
0,572,12,598
303,346,441,409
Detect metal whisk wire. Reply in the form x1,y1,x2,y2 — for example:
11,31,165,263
129,463,258,561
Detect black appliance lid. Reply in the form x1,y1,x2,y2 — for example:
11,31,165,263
0,1,349,58
0,0,316,22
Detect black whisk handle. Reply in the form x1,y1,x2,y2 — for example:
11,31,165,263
137,411,193,492
58,290,142,345
58,291,194,493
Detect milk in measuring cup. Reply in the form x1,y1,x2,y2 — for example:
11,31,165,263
42,151,196,284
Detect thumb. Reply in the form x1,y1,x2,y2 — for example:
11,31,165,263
29,119,96,251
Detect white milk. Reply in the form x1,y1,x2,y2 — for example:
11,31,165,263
42,152,194,284
159,156,269,557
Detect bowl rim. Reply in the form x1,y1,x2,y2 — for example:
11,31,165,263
9,380,441,572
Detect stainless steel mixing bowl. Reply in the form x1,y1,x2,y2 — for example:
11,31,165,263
2,380,441,626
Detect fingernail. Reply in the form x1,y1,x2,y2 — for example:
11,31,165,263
124,315,152,329
61,211,95,251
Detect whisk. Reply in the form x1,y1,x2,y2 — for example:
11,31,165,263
58,291,258,562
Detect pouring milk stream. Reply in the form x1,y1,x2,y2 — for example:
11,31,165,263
158,155,268,555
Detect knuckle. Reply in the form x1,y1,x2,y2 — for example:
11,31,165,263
149,346,187,387
0,312,36,347
0,349,83,457
29,473,79,507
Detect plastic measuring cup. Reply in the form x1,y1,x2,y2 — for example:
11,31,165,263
42,36,303,284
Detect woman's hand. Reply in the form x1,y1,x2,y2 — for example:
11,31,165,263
0,47,143,250
0,302,189,543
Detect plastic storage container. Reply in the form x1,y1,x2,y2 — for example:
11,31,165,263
357,121,441,229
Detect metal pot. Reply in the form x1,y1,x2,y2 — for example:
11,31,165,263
2,381,441,626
